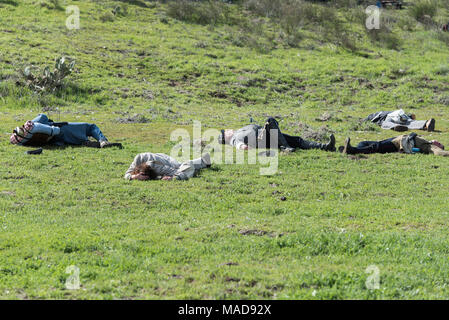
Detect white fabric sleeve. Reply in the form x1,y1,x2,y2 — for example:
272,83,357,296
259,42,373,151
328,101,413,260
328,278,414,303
174,163,195,180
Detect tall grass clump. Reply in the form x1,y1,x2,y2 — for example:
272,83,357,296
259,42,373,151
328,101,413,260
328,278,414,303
436,31,449,47
365,12,401,50
244,0,358,51
167,0,237,25
409,0,438,22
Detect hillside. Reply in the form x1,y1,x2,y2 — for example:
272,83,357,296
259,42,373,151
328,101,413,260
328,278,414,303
1,0,449,299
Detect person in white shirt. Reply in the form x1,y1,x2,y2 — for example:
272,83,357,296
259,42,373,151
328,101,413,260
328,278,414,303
125,152,211,181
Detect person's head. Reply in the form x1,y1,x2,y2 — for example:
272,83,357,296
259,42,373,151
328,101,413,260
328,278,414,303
218,129,235,145
131,163,159,180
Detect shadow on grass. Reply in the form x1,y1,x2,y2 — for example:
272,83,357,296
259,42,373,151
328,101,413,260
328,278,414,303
57,82,101,96
207,166,222,172
0,0,18,6
22,144,97,153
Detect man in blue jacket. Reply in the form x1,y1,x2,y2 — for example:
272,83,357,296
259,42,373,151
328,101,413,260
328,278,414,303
10,114,122,148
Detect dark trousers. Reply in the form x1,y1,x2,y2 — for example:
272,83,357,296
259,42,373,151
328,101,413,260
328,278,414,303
352,138,398,154
263,117,324,150
283,134,323,150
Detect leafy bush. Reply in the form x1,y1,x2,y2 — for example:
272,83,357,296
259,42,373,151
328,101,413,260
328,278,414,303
366,28,401,50
435,31,449,47
112,4,129,17
434,64,449,75
39,0,63,10
167,0,236,25
397,15,417,31
409,0,438,23
22,57,75,93
100,11,115,22
365,13,401,50
244,0,284,18
329,0,359,8
244,0,357,50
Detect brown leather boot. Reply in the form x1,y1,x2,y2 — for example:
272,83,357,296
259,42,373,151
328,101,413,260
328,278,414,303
341,137,354,155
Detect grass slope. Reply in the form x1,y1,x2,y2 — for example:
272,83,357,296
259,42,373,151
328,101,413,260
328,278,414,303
0,0,449,299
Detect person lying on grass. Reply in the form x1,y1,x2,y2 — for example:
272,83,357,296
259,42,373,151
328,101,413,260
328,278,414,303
365,109,435,132
339,133,448,156
10,113,122,148
218,117,336,152
125,152,211,181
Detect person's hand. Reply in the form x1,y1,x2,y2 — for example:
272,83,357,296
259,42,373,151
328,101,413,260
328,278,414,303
240,144,249,150
162,176,173,181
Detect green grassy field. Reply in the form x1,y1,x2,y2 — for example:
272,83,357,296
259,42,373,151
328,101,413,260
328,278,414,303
1,0,449,299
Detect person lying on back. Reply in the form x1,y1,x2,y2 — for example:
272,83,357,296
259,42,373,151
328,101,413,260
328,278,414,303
339,133,448,156
218,117,336,152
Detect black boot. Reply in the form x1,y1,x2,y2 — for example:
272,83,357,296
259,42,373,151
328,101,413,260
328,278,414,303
82,140,101,148
263,117,294,151
324,134,336,152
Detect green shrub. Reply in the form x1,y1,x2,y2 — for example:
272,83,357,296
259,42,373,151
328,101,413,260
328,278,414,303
409,0,438,23
397,15,417,31
329,0,359,7
21,57,75,93
284,30,304,48
244,0,356,50
366,27,401,50
435,31,449,47
39,0,63,10
100,11,115,22
112,4,129,17
244,0,284,18
434,64,449,75
365,13,401,50
167,0,235,25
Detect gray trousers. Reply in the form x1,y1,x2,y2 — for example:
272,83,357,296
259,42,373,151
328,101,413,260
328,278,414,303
381,119,427,130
